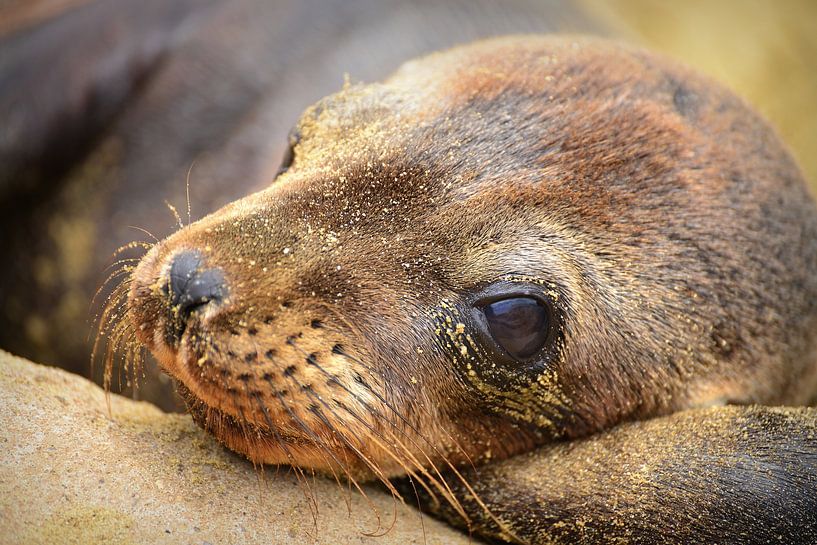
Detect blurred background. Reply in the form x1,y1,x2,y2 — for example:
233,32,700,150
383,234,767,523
1,0,815,411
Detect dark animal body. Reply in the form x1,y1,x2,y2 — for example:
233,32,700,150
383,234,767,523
118,36,817,544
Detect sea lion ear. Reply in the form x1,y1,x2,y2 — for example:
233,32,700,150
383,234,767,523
275,127,301,177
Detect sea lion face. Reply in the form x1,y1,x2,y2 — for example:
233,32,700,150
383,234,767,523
125,36,817,480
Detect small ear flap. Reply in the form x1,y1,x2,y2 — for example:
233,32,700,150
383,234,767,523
275,126,301,177
0,0,208,196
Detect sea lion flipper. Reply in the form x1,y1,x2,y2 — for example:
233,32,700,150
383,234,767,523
421,405,817,545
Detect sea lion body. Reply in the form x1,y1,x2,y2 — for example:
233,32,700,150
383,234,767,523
120,37,817,543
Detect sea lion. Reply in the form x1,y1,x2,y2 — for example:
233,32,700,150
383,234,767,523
111,36,817,543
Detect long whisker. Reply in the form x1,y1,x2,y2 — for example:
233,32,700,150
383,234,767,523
289,331,520,539
306,358,466,520
291,350,443,503
288,385,399,538
90,271,133,320
318,310,478,472
282,341,452,539
91,234,155,408
231,387,322,530
291,342,455,506
127,225,160,243
242,336,355,516
91,263,145,416
166,201,184,230
280,370,402,500
332,398,442,503
257,377,356,510
101,257,142,273
111,240,153,259
335,347,483,482
185,159,196,226
293,373,439,543
268,386,375,525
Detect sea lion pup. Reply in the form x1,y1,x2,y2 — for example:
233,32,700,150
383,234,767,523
117,36,817,543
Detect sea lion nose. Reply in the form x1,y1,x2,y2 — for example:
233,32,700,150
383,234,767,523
168,250,226,321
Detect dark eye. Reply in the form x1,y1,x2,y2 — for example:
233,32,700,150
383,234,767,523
483,297,550,360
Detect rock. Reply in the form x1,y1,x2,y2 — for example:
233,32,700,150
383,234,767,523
0,351,474,544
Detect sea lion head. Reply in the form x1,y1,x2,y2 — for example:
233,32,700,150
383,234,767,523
123,36,817,481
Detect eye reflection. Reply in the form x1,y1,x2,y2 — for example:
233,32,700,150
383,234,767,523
483,297,550,360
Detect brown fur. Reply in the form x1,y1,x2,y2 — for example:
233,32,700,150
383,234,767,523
115,36,817,543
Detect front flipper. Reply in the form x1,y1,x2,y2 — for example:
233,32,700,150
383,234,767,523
423,405,817,544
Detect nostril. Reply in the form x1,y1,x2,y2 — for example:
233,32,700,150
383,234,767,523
169,251,201,301
168,250,227,322
179,268,226,317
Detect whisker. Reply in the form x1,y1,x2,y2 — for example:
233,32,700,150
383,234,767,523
165,201,184,230
294,375,441,541
102,257,142,273
244,336,355,516
90,272,133,321
288,347,442,504
332,398,442,504
308,361,465,521
241,388,320,532
127,225,160,243
318,314,478,472
274,371,394,535
295,390,399,538
289,342,449,503
336,347,483,479
91,262,145,415
185,159,196,226
289,332,520,539
111,240,153,259
259,382,356,514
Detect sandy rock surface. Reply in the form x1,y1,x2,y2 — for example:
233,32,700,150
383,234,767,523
0,351,475,545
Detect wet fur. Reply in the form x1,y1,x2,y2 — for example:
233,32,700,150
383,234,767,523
103,36,817,543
